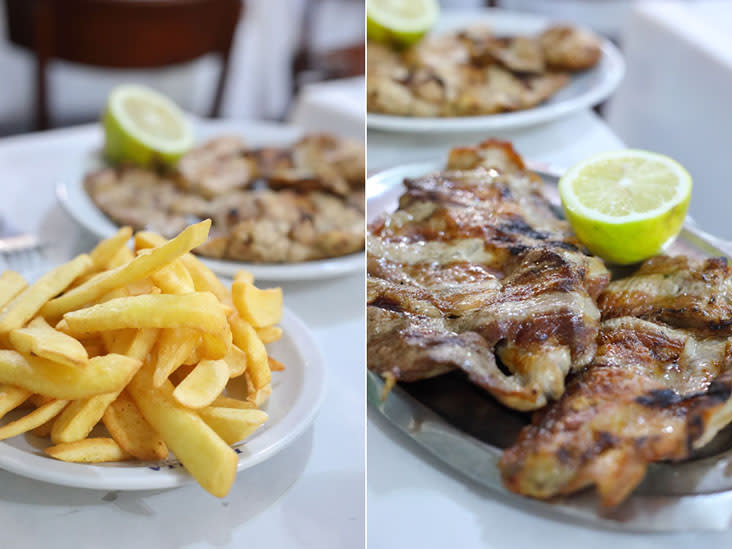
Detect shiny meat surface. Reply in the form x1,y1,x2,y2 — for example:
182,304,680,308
367,25,602,117
367,140,609,410
85,134,365,263
500,316,732,506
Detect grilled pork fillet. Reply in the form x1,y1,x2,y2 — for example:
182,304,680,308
368,140,609,410
500,316,732,506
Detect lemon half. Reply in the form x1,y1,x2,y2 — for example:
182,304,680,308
559,150,692,265
103,84,194,168
367,0,440,48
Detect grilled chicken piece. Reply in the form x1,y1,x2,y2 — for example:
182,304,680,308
368,140,609,410
500,316,732,506
600,256,732,336
539,25,603,71
460,31,546,74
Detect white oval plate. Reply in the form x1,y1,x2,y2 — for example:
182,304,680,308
57,120,364,282
0,306,326,491
367,9,625,134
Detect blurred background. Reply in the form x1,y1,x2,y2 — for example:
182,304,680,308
0,0,364,135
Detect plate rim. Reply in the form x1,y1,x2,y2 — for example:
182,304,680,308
0,306,326,492
366,8,625,133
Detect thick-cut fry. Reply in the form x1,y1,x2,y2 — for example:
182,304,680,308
212,395,256,410
232,281,282,328
0,271,27,310
52,329,158,443
199,325,232,360
134,231,231,304
0,351,140,399
32,416,56,437
256,325,283,344
45,438,132,462
107,246,135,269
154,328,200,387
0,399,68,440
251,382,272,407
124,278,158,297
103,391,168,461
128,362,238,497
0,384,32,420
172,359,229,409
89,227,133,269
151,259,194,294
62,293,228,337
233,270,254,285
268,356,286,371
223,345,247,377
0,254,91,334
9,317,88,368
230,314,270,389
199,406,268,445
41,220,210,318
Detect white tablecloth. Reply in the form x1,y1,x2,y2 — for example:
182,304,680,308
606,0,732,241
0,120,365,549
367,110,732,548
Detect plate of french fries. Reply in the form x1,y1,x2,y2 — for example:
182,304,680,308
0,220,325,496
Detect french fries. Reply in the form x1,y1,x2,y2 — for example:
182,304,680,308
0,221,284,497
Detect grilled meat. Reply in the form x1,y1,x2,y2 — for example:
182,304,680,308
85,133,365,263
367,25,601,117
367,140,609,410
500,316,732,506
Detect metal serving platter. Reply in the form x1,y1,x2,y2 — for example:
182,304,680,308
367,162,732,532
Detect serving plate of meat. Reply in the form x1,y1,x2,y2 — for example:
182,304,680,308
58,120,365,281
367,9,624,133
367,140,732,530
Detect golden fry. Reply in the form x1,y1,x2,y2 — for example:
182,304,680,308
0,384,32,420
151,259,194,294
231,281,282,328
212,395,256,410
0,254,91,334
199,406,267,445
268,356,286,371
0,271,27,310
0,351,140,399
256,325,283,344
172,359,229,409
9,316,88,368
233,270,254,285
45,438,132,463
89,227,133,270
198,325,232,360
41,220,210,318
0,399,68,440
223,345,248,377
128,362,238,497
153,328,200,387
230,314,270,390
103,391,168,461
63,293,227,336
107,246,135,269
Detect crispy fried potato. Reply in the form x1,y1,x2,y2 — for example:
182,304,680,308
199,406,267,445
0,351,140,399
231,282,282,328
268,356,285,371
0,271,27,310
62,293,227,336
107,246,135,269
0,384,32,420
172,359,229,409
89,227,133,270
41,220,210,318
0,254,92,334
151,259,195,294
125,278,159,297
251,382,272,407
103,391,168,461
233,270,254,285
212,395,256,410
153,328,200,387
224,371,250,401
45,438,132,462
128,362,238,497
230,314,270,390
0,399,68,440
223,345,247,377
135,231,231,304
199,323,232,360
9,317,88,368
256,325,283,344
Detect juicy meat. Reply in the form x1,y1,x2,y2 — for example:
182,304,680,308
600,255,732,336
85,134,365,263
367,25,602,117
500,316,732,506
367,140,609,411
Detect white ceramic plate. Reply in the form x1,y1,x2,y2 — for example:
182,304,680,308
0,306,326,491
57,120,364,281
367,9,625,133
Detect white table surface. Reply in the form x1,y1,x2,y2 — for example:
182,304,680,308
367,110,732,548
289,77,365,141
0,121,365,549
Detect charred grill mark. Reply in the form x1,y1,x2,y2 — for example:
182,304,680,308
369,296,405,313
636,389,682,408
499,218,550,240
